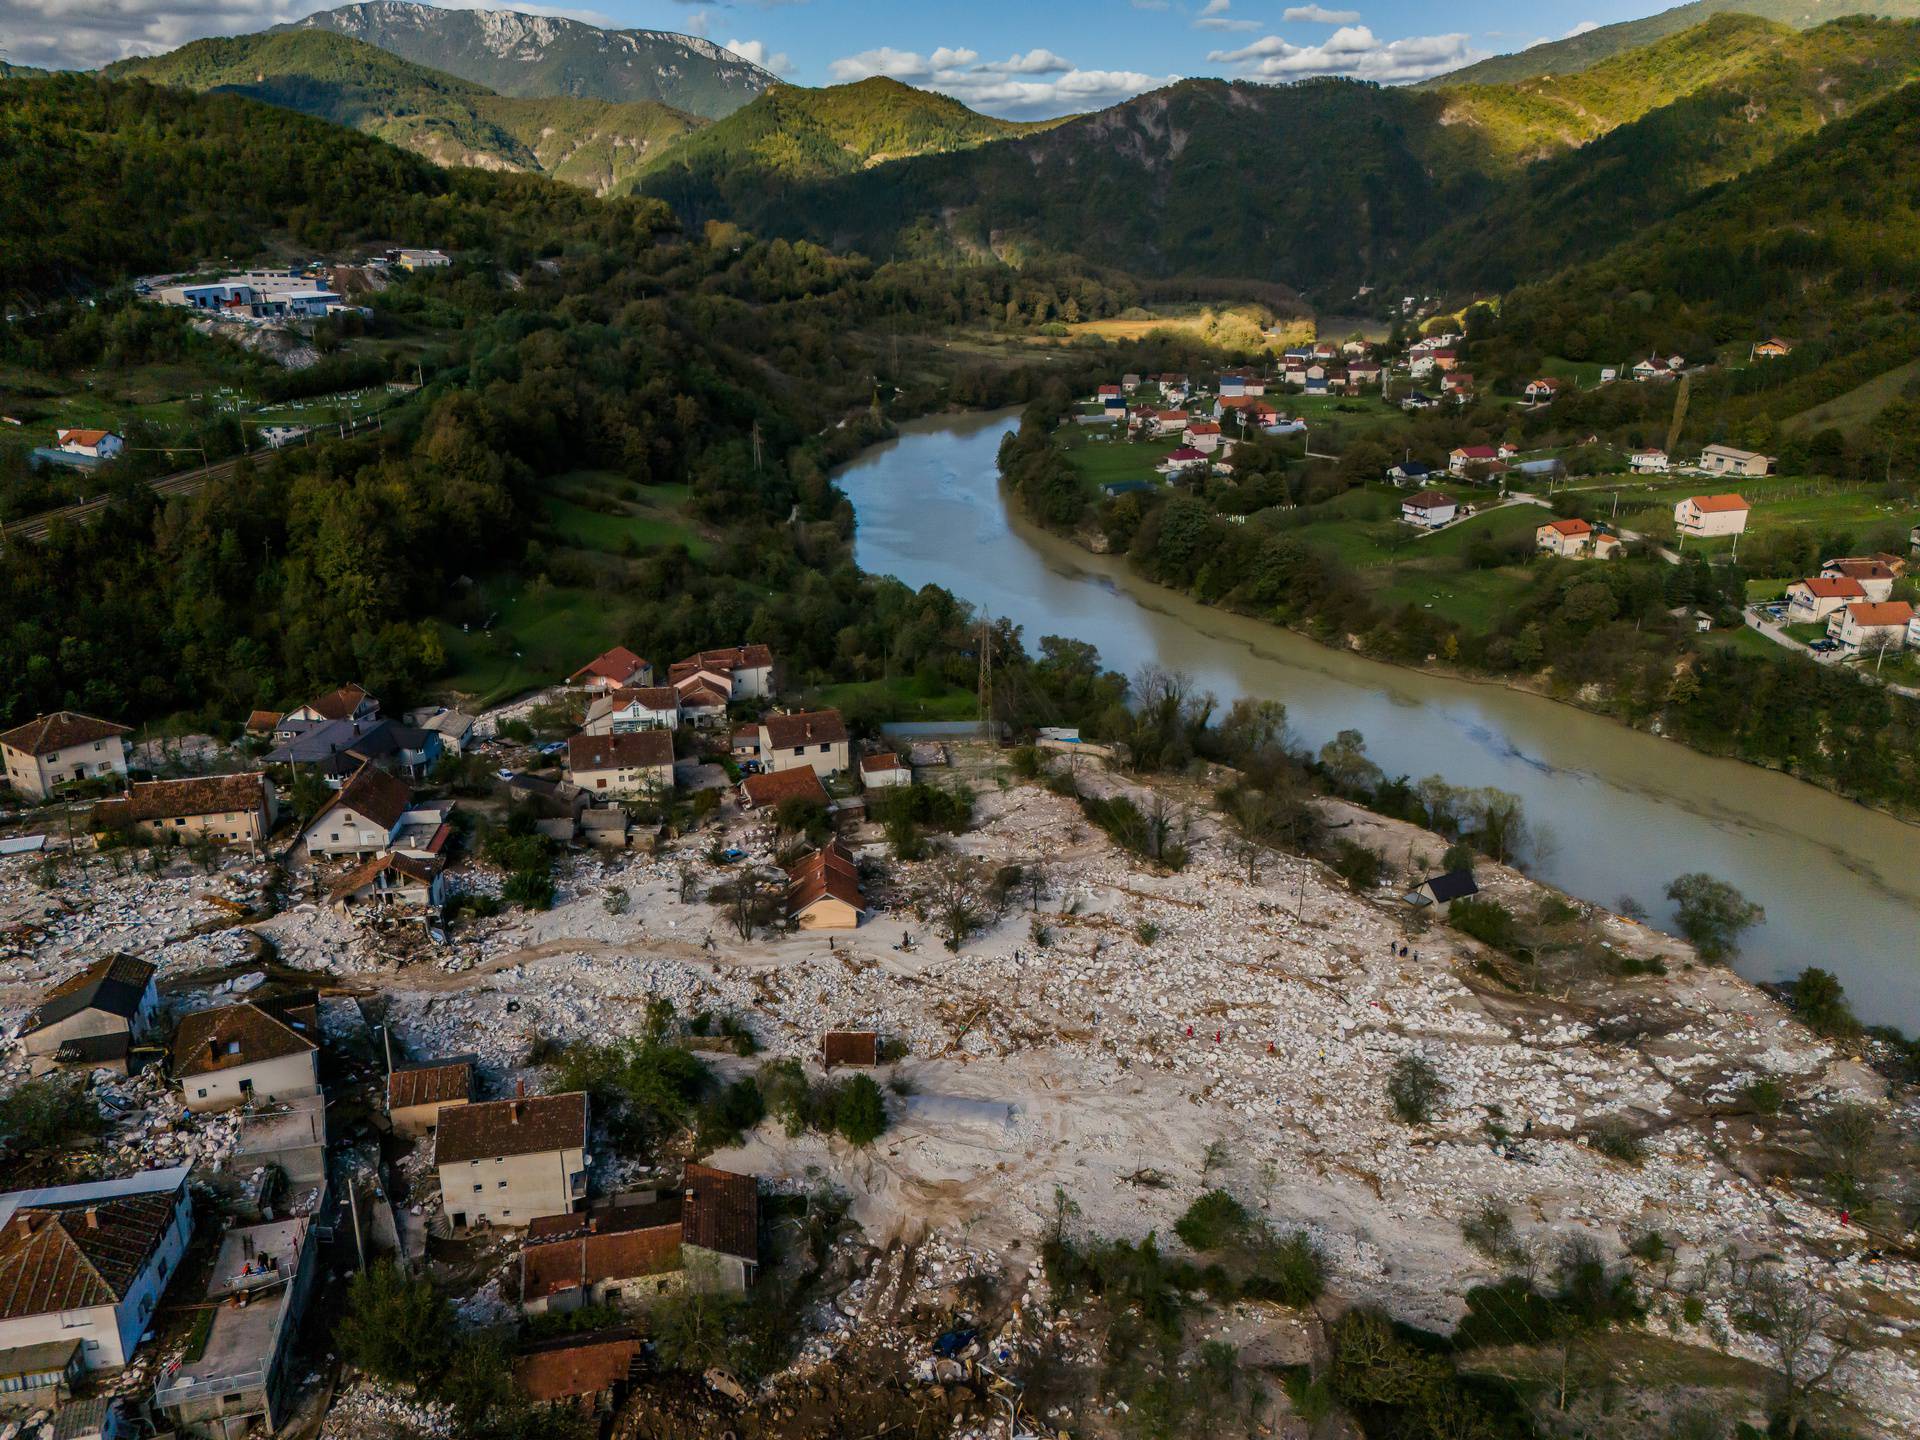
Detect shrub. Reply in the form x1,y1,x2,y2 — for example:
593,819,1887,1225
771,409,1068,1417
1174,1190,1252,1251
335,1263,451,1384
1387,1053,1446,1124
1664,873,1763,962
0,1077,102,1153
1742,1077,1785,1115
1460,1201,1521,1263
1786,967,1858,1039
1448,897,1521,953
1587,1118,1647,1167
833,1074,889,1146
695,1078,767,1150
1240,1230,1326,1307
548,1038,711,1148
1330,839,1383,890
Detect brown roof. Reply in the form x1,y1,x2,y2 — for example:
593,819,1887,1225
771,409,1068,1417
1687,493,1749,513
387,1059,473,1112
97,772,269,824
680,644,772,673
1404,490,1455,508
569,647,648,684
330,850,442,898
522,1205,682,1300
567,731,674,775
0,712,130,758
514,1331,642,1403
57,428,112,447
310,761,411,833
603,686,680,712
1541,518,1592,537
681,1164,757,1263
675,680,730,708
822,1031,879,1067
0,1184,183,1320
859,752,908,773
1795,576,1865,599
739,767,828,810
786,842,861,917
303,683,371,721
760,710,847,750
172,1000,318,1078
245,710,282,735
434,1092,587,1165
1826,559,1895,582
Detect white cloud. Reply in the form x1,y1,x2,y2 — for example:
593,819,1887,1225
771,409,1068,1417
1209,25,1486,83
1283,5,1361,23
828,41,1171,117
977,48,1072,75
1194,0,1259,32
1563,19,1600,37
829,46,934,80
723,36,791,74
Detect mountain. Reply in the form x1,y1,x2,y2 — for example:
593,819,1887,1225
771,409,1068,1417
283,0,772,118
1429,0,1920,86
106,31,703,195
632,78,1057,218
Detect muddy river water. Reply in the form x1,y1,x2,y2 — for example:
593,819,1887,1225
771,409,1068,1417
838,408,1920,1030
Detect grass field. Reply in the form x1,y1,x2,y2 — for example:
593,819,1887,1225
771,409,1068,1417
1702,625,1788,660
437,577,631,706
537,470,711,558
1058,426,1178,494
1783,356,1920,439
1601,475,1919,557
797,675,977,722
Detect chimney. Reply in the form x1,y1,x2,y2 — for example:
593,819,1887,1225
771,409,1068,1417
516,1078,526,1099
84,1207,99,1230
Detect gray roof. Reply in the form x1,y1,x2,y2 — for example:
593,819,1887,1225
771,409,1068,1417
25,955,155,1036
0,1165,190,1232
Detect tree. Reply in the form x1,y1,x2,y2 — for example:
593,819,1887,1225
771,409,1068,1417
335,1263,451,1384
1388,1053,1446,1124
1664,873,1763,961
0,1077,102,1154
931,852,989,950
1318,728,1382,795
1730,1259,1865,1428
833,1074,888,1146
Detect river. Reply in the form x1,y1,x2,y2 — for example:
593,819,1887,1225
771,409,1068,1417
838,408,1920,1030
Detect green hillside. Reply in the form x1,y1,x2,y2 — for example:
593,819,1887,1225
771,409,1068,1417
108,31,703,195
632,77,1054,217
1429,0,1920,86
284,0,772,119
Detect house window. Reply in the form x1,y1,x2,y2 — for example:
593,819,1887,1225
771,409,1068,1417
792,747,804,756
497,1180,507,1189
196,1088,208,1099
473,1184,483,1194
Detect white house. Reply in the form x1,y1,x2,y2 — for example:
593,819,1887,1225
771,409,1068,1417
669,645,774,699
1828,601,1914,654
435,1091,589,1230
1400,490,1458,528
1629,449,1669,474
55,429,124,461
1447,446,1498,477
1183,421,1223,454
1818,559,1897,602
1523,378,1566,405
299,762,413,859
21,955,160,1061
1674,494,1750,538
583,686,681,735
1699,444,1773,478
0,712,131,801
396,249,451,270
566,730,676,797
0,1168,193,1378
171,997,321,1112
1785,576,1866,625
758,710,850,778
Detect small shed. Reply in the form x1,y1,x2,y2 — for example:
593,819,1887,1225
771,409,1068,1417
822,1030,880,1068
1404,869,1479,910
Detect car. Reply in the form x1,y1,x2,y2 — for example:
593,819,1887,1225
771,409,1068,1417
496,767,517,781
1810,639,1840,653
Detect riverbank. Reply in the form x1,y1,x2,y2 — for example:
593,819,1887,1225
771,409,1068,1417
837,408,1920,1030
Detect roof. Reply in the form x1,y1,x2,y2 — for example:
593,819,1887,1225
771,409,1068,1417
859,752,908,773
56,428,112,447
514,1331,643,1403
681,644,773,673
823,1031,879,1067
172,999,317,1078
434,1091,587,1165
302,683,371,721
1185,421,1221,435
1451,445,1497,459
0,1169,186,1320
95,772,268,825
1825,559,1895,582
569,646,648,684
0,712,129,758
310,761,412,833
0,1340,81,1380
568,730,674,774
760,710,847,750
1794,576,1866,599
786,843,862,917
1165,447,1206,462
329,850,442,898
1421,869,1480,903
1702,445,1766,462
1403,490,1455,508
595,686,680,713
1632,449,1666,458
1685,493,1750,512
1843,601,1914,628
681,1164,757,1263
740,767,829,810
522,1204,683,1300
388,1058,473,1112
245,709,282,734
1527,376,1566,389
25,955,155,1037
1541,518,1592,537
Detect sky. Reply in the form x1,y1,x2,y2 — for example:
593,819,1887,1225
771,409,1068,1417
2,0,1675,113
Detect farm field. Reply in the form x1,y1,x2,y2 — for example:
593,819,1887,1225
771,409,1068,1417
538,470,711,557
437,576,631,707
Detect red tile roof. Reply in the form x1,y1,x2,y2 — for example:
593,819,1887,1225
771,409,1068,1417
680,644,772,673
434,1092,587,1165
1542,518,1592,537
859,752,908,774
602,686,680,712
1404,490,1455,509
1687,493,1749,513
522,1205,682,1300
822,1031,879,1067
329,850,442,899
1843,601,1914,628
1796,576,1866,599
681,1164,757,1263
786,842,862,917
0,712,130,758
302,683,372,721
0,1184,183,1319
56,428,113,448
760,710,847,750
570,647,648,684
739,767,828,810
514,1332,642,1403
567,730,674,775
172,1000,317,1078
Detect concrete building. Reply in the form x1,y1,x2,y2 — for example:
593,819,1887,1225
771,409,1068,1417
1673,494,1750,539
1,713,131,801
21,955,159,1062
435,1092,589,1230
1400,491,1458,528
1785,576,1866,625
582,687,681,735
298,762,413,860
757,710,849,779
172,997,321,1113
738,766,829,814
1698,445,1773,478
670,644,775,700
387,1057,474,1138
54,429,124,461
0,1168,193,1378
1829,600,1914,653
858,752,911,789
91,772,277,847
785,842,862,930
566,731,675,798
1535,517,1593,558
568,647,651,694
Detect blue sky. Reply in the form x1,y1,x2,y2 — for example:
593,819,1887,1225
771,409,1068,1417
6,0,1677,111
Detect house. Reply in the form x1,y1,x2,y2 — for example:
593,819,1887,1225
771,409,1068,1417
1673,493,1750,538
1183,421,1223,454
1908,612,1920,653
395,248,450,270
519,1165,759,1315
670,645,775,700
21,956,159,1062
1631,358,1666,382
54,429,124,461
1535,517,1594,558
266,711,436,782
583,687,681,736
1666,354,1686,371
1428,348,1459,372
671,674,732,727
739,766,829,814
1347,360,1384,388
1599,367,1618,383
1387,461,1431,486
387,1057,474,1138
1152,409,1189,436
280,683,378,728
731,726,761,763
1157,446,1208,476
1630,449,1669,474
244,710,281,739
567,731,675,798
1400,491,1458,528
328,851,446,913
1785,576,1867,624
1404,869,1479,911
405,705,476,755
786,841,862,930
1441,371,1475,396
1699,444,1772,478
91,772,277,847
569,647,651,694
0,713,131,801
859,752,911,790
1828,601,1914,653
1753,338,1793,359
758,710,849,779
1121,373,1142,391
513,1330,643,1410
1592,533,1623,560
299,761,413,859
1819,559,1897,602
172,996,321,1112
153,1211,322,1437
435,1090,589,1229
0,1168,193,1377
1447,445,1498,477
823,1031,880,1068
1524,378,1566,405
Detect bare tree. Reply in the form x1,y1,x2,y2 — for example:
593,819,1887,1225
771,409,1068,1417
1730,1258,1866,1426
931,853,990,951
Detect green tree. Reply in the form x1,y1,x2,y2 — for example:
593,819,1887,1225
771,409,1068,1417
335,1263,451,1384
1664,873,1763,961
833,1073,888,1146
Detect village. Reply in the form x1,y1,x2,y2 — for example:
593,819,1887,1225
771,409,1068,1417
0,618,1917,1438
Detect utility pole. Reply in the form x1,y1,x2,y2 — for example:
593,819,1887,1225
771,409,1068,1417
977,612,993,743
750,419,763,473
